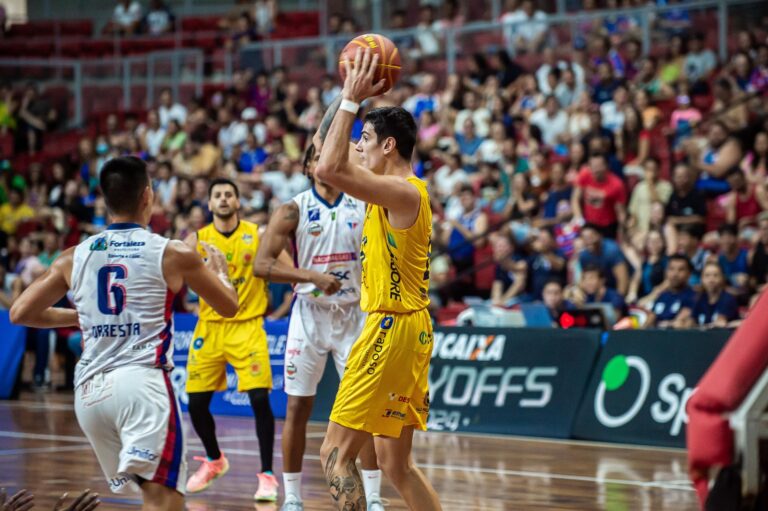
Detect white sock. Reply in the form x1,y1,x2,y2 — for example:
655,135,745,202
361,469,382,500
283,472,302,501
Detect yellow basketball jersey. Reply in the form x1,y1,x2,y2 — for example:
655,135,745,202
360,176,432,313
196,220,267,321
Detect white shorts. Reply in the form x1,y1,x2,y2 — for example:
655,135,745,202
284,298,367,396
74,365,187,495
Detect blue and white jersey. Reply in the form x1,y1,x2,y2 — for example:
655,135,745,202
292,188,365,306
72,223,173,388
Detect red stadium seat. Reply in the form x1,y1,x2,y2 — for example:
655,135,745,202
59,19,93,37
180,16,221,32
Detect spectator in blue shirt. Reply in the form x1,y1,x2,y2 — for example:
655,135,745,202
578,223,630,295
691,262,739,328
642,254,696,328
566,264,626,323
716,223,750,299
540,278,576,326
239,133,268,173
455,118,485,173
527,228,567,300
443,184,489,301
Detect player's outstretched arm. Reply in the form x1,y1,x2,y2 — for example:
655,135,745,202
10,248,78,328
314,48,420,228
165,240,239,318
254,202,341,295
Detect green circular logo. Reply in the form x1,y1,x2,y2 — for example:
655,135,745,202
602,355,630,391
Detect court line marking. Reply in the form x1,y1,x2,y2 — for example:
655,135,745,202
0,445,92,456
187,446,695,493
0,430,324,444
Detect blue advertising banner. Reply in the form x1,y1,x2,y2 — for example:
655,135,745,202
169,313,289,418
424,327,602,437
0,311,25,399
311,326,602,438
572,329,731,448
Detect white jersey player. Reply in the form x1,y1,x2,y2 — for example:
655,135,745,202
254,121,384,511
10,156,238,511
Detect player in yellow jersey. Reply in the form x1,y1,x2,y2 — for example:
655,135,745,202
183,178,279,501
314,48,442,511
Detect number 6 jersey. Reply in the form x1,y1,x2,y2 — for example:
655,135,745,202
71,223,173,388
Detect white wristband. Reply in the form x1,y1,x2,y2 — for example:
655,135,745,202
340,99,360,115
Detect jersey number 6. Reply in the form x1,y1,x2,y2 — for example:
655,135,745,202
98,264,128,315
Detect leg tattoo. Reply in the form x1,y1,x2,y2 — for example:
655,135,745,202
325,447,366,510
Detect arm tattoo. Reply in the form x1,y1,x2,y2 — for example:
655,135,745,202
283,204,299,222
318,95,344,144
325,447,366,510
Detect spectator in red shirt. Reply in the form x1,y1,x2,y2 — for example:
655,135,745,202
571,153,627,239
723,168,764,231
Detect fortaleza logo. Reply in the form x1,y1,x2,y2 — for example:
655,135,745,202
594,354,694,436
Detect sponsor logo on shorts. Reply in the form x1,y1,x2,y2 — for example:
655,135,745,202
109,476,130,490
250,361,262,376
193,337,204,350
388,392,411,404
419,331,433,345
380,316,394,330
286,348,301,357
366,330,388,375
286,361,297,380
382,409,407,420
308,223,323,237
415,394,430,414
127,446,158,461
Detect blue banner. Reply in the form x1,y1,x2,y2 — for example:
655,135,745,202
572,329,730,448
0,311,25,399
311,326,602,438
169,313,289,418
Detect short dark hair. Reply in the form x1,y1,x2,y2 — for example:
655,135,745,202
208,178,239,198
363,106,417,161
100,156,149,216
676,223,703,239
581,264,604,279
543,277,564,289
458,183,475,195
302,144,316,173
668,254,693,272
581,223,602,236
718,223,739,237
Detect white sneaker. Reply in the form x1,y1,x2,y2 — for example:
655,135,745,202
281,494,304,511
367,493,386,511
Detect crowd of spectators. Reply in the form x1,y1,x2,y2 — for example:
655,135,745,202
1,0,768,389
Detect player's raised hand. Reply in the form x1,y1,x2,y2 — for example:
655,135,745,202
200,241,228,276
342,47,386,104
0,489,34,511
53,489,100,511
312,272,342,296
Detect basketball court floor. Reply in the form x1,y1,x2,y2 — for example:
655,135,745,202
0,393,700,510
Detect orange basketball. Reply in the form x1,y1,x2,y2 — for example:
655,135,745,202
338,33,401,95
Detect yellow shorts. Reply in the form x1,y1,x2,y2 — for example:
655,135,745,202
186,316,272,393
330,309,433,438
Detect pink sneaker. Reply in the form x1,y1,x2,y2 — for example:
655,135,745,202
254,472,279,501
186,454,230,493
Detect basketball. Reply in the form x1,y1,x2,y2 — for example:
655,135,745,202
338,33,401,94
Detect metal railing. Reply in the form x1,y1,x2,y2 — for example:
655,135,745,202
0,49,203,127
239,0,765,76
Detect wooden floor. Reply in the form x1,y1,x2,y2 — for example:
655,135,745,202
0,393,699,510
